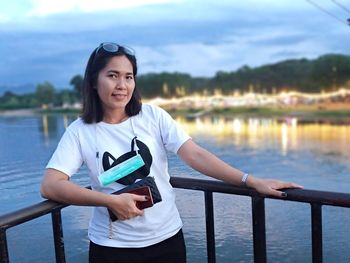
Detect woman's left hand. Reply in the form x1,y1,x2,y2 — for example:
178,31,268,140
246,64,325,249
248,177,303,197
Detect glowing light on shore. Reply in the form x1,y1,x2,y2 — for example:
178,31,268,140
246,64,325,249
146,88,350,109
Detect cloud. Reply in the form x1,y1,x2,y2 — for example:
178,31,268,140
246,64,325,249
27,0,182,16
0,14,10,22
0,0,349,89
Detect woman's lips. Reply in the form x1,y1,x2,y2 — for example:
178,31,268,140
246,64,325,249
112,94,127,100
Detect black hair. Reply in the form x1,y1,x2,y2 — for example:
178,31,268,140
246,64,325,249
81,46,142,123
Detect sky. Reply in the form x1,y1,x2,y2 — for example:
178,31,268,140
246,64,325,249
0,0,349,91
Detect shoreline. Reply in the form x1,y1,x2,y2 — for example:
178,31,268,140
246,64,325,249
0,107,80,116
166,104,350,120
0,108,41,117
1,105,349,120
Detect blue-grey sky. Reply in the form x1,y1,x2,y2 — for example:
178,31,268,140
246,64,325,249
0,0,349,90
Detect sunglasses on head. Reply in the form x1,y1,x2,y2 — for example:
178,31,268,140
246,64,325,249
95,42,135,56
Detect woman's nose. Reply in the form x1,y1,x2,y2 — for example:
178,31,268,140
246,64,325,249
116,77,126,89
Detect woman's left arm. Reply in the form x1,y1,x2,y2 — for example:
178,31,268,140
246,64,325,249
177,139,303,197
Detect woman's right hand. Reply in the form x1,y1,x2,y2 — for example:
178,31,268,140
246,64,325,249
108,193,148,220
41,169,149,220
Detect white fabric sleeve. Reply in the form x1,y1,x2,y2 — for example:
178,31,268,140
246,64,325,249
157,107,191,153
46,127,83,177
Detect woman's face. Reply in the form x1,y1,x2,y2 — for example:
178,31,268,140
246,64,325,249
96,55,135,116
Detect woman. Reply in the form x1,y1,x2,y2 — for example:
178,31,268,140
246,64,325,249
41,42,302,263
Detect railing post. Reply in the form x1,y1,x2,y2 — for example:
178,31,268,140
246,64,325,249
311,204,323,263
252,196,267,263
204,191,216,263
0,229,9,263
51,209,66,263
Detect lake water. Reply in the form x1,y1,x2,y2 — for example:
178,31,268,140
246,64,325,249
1,113,350,262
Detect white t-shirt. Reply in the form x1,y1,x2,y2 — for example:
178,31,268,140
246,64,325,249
46,104,191,247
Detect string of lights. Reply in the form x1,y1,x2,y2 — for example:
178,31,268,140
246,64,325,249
147,88,350,109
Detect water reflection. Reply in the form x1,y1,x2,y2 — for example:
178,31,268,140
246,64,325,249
176,116,350,157
1,113,350,262
36,114,350,158
38,114,78,144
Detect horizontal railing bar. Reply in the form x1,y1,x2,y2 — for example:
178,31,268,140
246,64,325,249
170,177,350,208
2,177,350,231
0,200,68,231
1,177,350,263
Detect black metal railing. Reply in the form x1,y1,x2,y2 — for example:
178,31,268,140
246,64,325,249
1,177,350,263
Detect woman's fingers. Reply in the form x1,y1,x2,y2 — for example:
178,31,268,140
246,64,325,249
286,182,304,189
268,189,288,198
255,179,304,198
131,194,150,202
266,179,304,190
110,193,145,220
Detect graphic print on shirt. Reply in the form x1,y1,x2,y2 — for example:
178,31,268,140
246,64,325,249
102,137,153,185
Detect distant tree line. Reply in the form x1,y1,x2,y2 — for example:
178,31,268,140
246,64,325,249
1,54,349,109
0,76,83,110
137,54,350,98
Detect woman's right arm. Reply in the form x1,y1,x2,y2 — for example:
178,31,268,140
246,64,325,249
40,168,147,220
